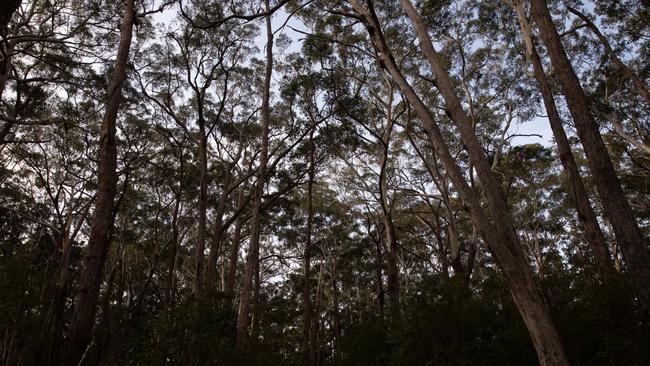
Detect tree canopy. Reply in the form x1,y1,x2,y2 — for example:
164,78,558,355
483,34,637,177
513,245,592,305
1,0,649,365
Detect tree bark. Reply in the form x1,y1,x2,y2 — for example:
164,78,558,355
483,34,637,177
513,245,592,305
60,0,134,364
236,0,272,351
530,0,650,323
350,1,570,364
303,131,315,366
513,2,615,279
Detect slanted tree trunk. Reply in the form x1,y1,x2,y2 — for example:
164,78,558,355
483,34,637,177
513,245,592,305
60,0,135,364
512,2,615,279
236,0,273,351
530,0,650,323
303,131,315,366
350,1,569,364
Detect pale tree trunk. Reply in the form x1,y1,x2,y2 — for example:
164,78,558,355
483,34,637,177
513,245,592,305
513,2,615,279
236,0,272,351
530,0,650,323
303,131,315,366
350,1,569,364
60,0,135,364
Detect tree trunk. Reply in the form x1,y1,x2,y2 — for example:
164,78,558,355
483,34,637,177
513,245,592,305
530,0,650,323
205,164,234,290
377,94,400,314
331,252,342,362
225,189,245,309
60,0,134,364
311,258,325,366
303,131,315,366
513,2,615,280
373,225,385,316
166,169,182,306
193,117,208,294
351,1,570,364
236,0,272,351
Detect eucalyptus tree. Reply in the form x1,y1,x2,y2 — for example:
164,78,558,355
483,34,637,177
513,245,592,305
236,1,274,351
61,0,136,363
325,0,571,363
529,0,650,324
502,0,615,279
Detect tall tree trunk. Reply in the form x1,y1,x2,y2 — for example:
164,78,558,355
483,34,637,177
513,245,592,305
194,118,208,294
513,2,615,279
225,189,245,309
311,258,325,366
60,0,134,364
351,1,570,364
166,167,182,306
303,131,315,366
378,92,399,314
373,225,385,316
205,164,234,290
331,252,342,363
530,0,650,323
236,0,272,351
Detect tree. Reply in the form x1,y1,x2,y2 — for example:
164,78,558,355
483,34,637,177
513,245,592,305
530,0,650,324
61,0,135,363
